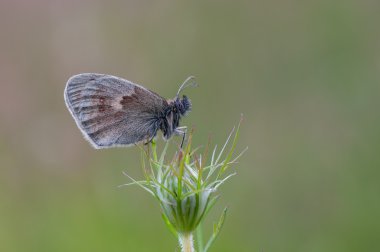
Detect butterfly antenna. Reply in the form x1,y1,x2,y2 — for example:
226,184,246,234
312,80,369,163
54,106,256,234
176,76,197,98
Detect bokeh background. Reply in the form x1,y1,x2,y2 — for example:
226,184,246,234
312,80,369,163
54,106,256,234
1,1,379,251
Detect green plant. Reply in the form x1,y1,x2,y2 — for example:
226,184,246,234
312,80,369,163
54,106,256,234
122,118,246,252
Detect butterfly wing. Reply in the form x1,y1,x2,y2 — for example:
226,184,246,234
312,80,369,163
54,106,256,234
64,73,168,149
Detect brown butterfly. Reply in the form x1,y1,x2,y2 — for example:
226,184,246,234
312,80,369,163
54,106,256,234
64,73,196,149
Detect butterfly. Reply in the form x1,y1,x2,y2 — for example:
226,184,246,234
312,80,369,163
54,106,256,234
64,73,196,149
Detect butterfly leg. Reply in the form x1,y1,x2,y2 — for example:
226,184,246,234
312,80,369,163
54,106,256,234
144,134,156,145
175,126,187,148
145,123,160,145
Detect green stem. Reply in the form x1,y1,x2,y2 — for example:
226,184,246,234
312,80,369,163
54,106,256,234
196,223,204,252
179,233,195,252
151,140,158,162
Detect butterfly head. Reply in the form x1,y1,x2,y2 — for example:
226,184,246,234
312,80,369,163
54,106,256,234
175,95,191,116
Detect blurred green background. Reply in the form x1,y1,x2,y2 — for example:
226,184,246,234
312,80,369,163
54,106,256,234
1,1,379,251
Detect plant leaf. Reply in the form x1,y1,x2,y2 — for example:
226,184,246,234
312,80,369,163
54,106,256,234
204,208,228,252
